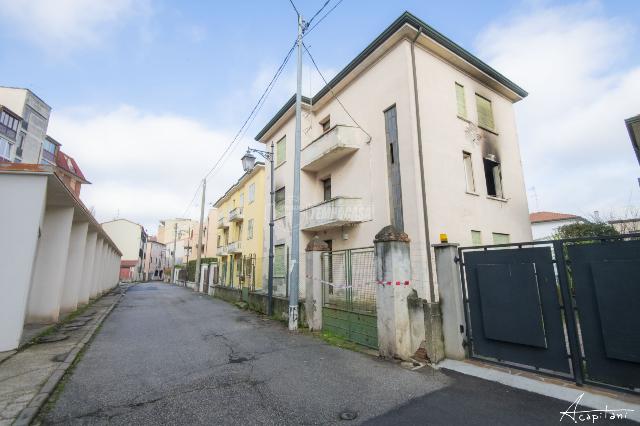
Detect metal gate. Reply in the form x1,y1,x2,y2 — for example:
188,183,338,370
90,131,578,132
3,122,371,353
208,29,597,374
321,248,378,349
458,234,640,393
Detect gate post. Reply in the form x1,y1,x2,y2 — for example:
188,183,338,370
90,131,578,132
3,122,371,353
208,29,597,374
374,226,412,359
305,237,328,331
433,243,466,360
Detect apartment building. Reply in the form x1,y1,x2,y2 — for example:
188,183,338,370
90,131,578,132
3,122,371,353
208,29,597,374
0,87,52,164
255,12,532,301
143,236,167,280
0,105,22,162
102,219,148,281
213,163,266,289
157,218,199,245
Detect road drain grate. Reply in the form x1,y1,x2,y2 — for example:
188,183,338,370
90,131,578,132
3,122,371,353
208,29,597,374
339,411,358,421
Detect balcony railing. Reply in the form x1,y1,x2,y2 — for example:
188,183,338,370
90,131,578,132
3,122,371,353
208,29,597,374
228,241,242,254
217,216,228,229
300,196,372,232
301,125,368,172
216,245,228,256
229,207,243,222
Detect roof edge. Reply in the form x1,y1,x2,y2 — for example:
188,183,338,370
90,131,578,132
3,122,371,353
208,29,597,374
254,11,528,142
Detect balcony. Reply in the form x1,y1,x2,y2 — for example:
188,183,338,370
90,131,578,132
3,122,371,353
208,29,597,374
229,207,243,222
228,241,242,254
217,216,228,229
301,196,372,232
216,245,228,256
301,125,368,172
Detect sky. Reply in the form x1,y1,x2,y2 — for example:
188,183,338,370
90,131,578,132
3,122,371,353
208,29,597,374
0,0,638,233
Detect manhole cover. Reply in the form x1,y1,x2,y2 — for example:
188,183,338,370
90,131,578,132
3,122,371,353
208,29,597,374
39,334,69,343
339,411,358,421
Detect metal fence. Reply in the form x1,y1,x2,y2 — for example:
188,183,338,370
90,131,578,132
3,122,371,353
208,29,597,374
321,247,376,314
458,233,640,393
216,254,259,292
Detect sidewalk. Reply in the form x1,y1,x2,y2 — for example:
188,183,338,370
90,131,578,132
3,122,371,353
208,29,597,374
0,286,124,426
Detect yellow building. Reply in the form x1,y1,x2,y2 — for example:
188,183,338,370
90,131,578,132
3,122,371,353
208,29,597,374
213,163,265,290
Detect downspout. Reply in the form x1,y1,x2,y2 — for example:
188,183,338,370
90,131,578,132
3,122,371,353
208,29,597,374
410,27,436,303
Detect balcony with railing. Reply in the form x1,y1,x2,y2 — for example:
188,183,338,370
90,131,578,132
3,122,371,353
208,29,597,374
229,206,243,222
228,241,242,254
300,196,372,232
301,125,368,172
217,216,229,229
216,245,228,256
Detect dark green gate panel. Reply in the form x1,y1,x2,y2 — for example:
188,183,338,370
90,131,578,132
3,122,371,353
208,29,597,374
477,263,547,348
323,307,378,349
463,247,571,376
568,240,640,390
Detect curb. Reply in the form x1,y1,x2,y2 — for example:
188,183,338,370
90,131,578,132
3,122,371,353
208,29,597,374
12,287,125,426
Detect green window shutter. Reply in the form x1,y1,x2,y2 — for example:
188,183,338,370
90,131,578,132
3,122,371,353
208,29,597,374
248,219,254,239
456,83,467,118
492,233,510,245
471,230,482,246
276,136,286,166
275,187,285,218
274,244,285,276
475,94,494,130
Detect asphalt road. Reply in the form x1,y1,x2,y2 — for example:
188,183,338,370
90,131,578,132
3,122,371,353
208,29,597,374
41,283,625,425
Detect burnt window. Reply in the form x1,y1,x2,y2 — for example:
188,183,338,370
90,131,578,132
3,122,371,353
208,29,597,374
322,177,331,201
483,158,503,198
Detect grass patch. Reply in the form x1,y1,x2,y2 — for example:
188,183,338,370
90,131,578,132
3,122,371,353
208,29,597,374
18,297,101,352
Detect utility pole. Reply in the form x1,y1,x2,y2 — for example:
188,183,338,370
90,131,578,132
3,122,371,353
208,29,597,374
171,223,178,283
195,179,206,291
289,12,304,331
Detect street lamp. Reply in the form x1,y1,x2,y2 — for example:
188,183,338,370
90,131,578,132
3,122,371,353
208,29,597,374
241,145,275,316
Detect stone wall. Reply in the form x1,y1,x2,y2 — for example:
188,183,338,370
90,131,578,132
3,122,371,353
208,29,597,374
212,285,307,327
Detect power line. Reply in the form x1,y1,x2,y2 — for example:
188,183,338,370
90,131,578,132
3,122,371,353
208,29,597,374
203,41,296,181
287,0,300,16
302,41,371,141
304,0,344,37
181,180,203,218
306,0,331,26
180,0,345,219
179,40,296,218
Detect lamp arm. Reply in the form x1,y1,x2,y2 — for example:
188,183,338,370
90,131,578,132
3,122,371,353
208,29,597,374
247,148,273,162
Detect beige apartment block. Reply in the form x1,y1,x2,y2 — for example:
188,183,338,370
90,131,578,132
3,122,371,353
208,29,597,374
102,219,148,281
0,86,51,164
255,12,532,301
157,218,199,245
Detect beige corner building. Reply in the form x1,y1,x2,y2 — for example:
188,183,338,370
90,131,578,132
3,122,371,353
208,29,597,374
255,12,532,301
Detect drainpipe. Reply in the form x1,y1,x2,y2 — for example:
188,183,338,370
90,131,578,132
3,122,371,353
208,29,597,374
410,27,436,303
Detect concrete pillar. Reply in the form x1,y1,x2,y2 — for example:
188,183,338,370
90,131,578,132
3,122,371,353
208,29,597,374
91,238,104,298
60,221,89,313
27,206,75,324
101,245,109,293
374,225,413,360
78,231,98,305
433,243,466,360
305,237,328,331
0,174,47,351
